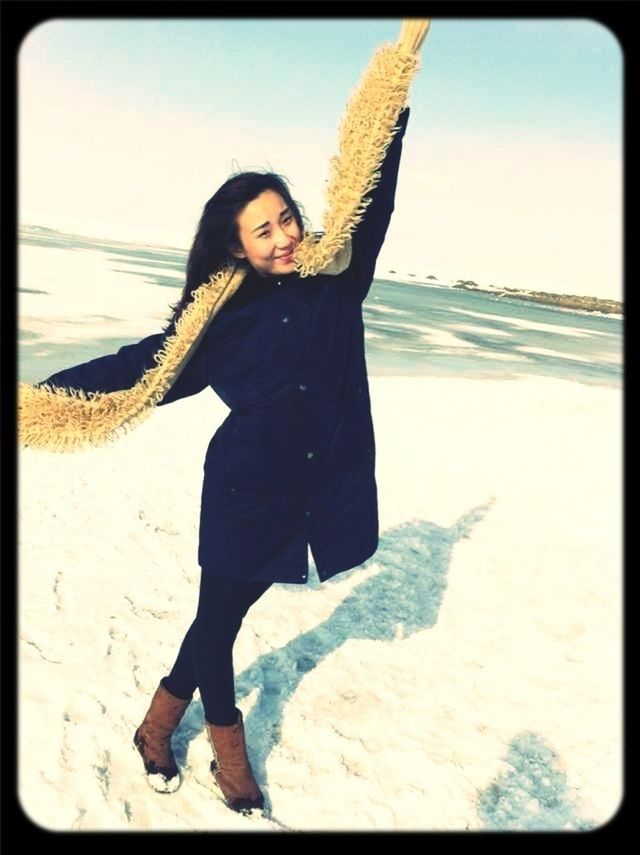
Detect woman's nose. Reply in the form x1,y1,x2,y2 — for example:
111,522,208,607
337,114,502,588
274,225,292,246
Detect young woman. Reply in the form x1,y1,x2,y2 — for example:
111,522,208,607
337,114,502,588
21,20,429,816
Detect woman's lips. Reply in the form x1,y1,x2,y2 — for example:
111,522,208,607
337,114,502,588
277,251,294,263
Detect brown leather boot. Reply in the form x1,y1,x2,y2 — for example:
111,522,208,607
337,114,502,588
206,708,265,813
133,679,192,793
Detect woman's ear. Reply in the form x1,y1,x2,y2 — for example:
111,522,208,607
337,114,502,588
228,243,246,260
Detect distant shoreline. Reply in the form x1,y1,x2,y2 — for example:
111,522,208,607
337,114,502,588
451,280,623,315
386,270,623,316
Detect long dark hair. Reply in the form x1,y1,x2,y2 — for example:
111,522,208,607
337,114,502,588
165,171,308,329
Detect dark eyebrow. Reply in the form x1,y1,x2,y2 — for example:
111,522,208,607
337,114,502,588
251,207,292,234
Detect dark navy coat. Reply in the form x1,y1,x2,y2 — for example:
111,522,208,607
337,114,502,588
41,108,410,585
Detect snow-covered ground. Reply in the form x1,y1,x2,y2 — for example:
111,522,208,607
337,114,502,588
18,373,622,831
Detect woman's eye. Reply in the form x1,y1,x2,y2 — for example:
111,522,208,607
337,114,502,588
257,216,291,238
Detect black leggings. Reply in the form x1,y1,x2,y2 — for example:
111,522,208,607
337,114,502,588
162,571,272,726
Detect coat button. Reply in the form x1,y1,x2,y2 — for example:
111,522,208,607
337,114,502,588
305,510,311,517
282,316,290,323
299,384,307,391
306,451,314,459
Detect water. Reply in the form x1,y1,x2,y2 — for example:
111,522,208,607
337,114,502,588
363,279,622,387
18,225,622,389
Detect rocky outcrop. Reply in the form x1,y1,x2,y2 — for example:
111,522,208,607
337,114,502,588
451,281,623,315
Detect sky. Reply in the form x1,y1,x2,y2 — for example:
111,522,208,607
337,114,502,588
18,17,623,299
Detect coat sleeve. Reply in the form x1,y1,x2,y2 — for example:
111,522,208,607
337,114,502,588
347,106,410,303
36,322,212,407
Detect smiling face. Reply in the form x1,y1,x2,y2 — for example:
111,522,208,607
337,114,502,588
231,190,302,277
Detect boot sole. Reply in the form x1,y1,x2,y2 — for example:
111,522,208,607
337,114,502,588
132,740,183,794
210,770,265,815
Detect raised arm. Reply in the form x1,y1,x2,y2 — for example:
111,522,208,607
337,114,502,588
348,106,410,302
293,19,428,284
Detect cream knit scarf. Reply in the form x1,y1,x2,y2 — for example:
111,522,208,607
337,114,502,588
19,19,430,452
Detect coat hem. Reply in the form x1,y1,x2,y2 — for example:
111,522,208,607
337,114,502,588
313,536,379,583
